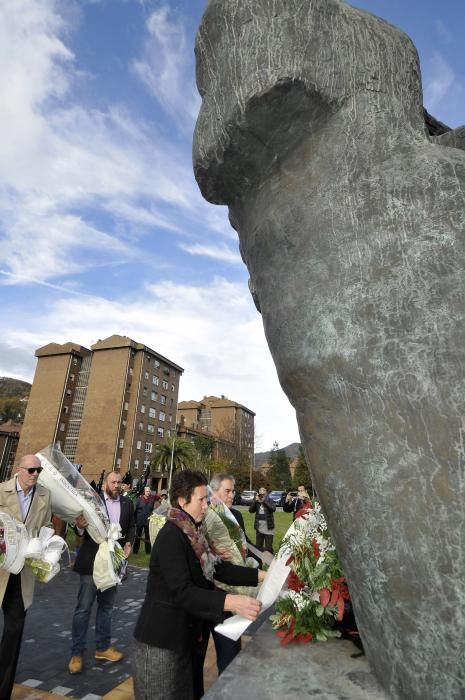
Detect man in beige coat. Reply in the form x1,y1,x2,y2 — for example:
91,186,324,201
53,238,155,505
0,454,52,700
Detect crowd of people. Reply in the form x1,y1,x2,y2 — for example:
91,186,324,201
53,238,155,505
0,459,275,700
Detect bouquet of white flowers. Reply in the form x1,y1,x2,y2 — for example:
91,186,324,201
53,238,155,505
36,445,126,590
0,512,29,574
36,445,109,543
24,526,68,583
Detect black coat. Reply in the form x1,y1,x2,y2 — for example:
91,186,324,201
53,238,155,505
134,519,259,652
249,497,276,530
74,496,136,576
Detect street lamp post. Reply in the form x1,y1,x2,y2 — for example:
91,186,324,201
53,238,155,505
168,434,176,492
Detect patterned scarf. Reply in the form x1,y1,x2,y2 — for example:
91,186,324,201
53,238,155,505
166,507,219,581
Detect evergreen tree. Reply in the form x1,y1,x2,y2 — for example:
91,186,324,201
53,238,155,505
267,441,292,490
292,445,312,489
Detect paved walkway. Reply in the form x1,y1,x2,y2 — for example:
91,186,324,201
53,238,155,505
3,566,220,700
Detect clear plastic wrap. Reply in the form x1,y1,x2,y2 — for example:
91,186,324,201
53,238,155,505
0,512,29,574
36,445,109,543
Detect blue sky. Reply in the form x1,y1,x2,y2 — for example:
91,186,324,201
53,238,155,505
1,0,463,452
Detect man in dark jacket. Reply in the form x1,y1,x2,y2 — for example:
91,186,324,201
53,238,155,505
133,486,155,554
68,471,135,675
249,487,276,553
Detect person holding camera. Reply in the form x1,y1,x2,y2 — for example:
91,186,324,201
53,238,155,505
249,487,276,553
283,484,311,520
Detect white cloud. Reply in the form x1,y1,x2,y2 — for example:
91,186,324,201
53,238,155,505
0,1,221,286
423,51,455,111
178,243,242,264
0,278,299,450
132,4,201,127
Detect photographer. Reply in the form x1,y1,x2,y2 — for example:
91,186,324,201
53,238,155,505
249,488,276,553
283,484,311,520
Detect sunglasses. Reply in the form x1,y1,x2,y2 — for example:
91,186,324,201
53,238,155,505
22,467,43,475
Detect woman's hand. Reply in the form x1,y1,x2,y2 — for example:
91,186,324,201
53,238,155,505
224,594,262,620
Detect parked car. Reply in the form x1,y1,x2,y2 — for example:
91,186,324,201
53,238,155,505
240,490,257,506
269,490,287,507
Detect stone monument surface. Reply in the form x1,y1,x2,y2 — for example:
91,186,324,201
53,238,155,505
193,1,465,699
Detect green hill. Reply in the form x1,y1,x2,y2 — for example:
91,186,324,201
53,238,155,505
0,377,31,423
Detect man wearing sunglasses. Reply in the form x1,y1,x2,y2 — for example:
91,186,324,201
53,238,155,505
0,454,52,700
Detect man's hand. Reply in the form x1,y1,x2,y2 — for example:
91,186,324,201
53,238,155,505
215,546,233,561
75,514,88,529
123,542,132,558
257,570,267,583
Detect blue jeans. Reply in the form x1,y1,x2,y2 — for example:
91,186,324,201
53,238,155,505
71,575,117,655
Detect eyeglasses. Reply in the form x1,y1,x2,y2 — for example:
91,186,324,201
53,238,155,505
22,467,43,475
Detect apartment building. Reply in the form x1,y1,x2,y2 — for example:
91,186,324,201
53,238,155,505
17,335,183,482
177,394,255,466
0,420,21,482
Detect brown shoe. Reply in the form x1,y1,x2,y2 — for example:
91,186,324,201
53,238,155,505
68,656,83,674
95,646,123,662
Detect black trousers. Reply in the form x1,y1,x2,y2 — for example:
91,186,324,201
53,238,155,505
212,627,241,674
0,574,27,700
255,531,274,553
133,524,151,554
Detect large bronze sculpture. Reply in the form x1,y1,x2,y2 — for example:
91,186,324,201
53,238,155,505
193,1,465,698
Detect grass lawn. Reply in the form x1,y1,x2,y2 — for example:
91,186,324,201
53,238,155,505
68,509,294,570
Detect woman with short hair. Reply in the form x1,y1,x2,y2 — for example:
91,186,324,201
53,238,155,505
132,470,263,700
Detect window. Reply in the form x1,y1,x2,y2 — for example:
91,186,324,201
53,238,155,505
119,439,124,448
144,459,150,469
122,420,126,427
160,395,166,405
151,391,158,401
72,357,78,365
144,371,149,380
145,442,153,453
66,389,72,397
138,422,144,430
170,398,174,408
124,402,129,411
157,428,164,439
143,387,147,397
162,380,169,390
129,367,133,376
147,424,154,433
70,374,75,382
171,384,175,392
152,376,159,386
154,360,160,369
163,367,170,376
149,407,156,418
141,405,146,414
59,423,65,431
116,459,121,470
166,430,171,437
168,415,172,422
159,411,166,422
63,406,69,414
134,459,140,469
136,441,142,450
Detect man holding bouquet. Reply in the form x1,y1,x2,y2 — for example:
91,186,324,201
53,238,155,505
0,454,52,700
68,471,135,675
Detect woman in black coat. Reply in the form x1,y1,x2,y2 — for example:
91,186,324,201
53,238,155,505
132,470,263,700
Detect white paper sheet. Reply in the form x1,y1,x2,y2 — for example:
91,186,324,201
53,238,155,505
214,517,298,641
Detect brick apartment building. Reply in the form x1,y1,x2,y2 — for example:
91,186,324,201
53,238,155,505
177,395,255,466
17,335,183,483
0,420,21,482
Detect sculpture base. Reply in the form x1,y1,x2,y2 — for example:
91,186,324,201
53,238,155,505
204,621,390,699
